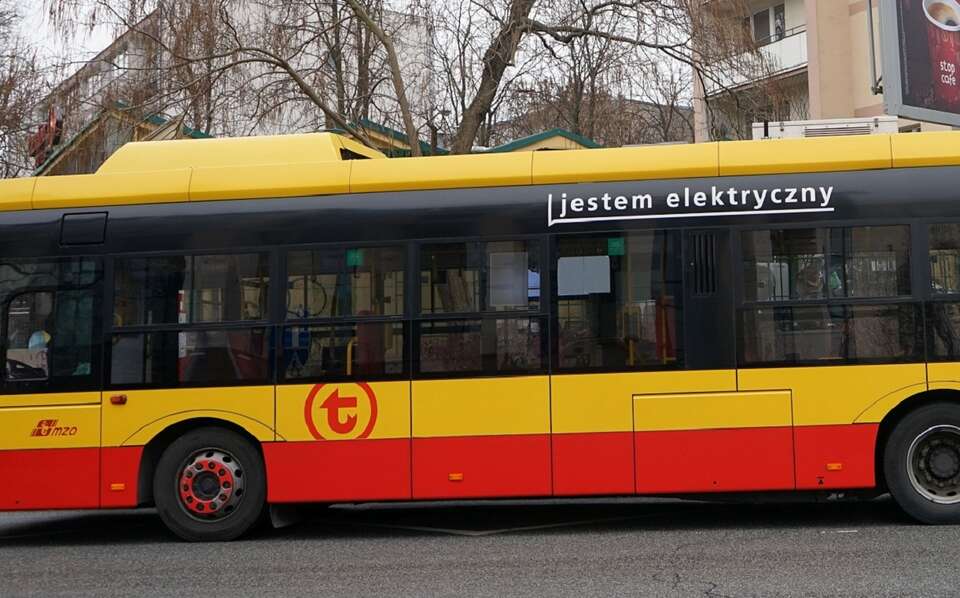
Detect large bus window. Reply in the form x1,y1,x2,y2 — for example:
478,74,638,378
420,240,540,315
114,253,269,326
741,229,827,301
110,328,270,386
741,304,921,365
416,318,545,375
287,246,405,319
2,258,102,388
283,322,406,381
931,224,960,294
555,231,682,371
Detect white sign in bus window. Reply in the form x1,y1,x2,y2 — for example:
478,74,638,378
488,251,529,308
558,255,611,296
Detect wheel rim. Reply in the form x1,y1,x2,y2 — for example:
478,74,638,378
906,425,960,504
176,447,245,521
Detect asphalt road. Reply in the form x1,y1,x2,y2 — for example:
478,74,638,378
1,496,959,597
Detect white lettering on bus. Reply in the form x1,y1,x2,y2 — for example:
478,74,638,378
548,185,837,226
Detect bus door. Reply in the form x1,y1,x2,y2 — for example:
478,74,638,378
0,257,103,510
632,229,795,494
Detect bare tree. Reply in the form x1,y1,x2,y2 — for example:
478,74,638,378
0,1,46,178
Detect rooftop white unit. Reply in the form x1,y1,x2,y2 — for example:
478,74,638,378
752,116,899,139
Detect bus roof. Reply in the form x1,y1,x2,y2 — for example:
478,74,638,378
2,131,959,213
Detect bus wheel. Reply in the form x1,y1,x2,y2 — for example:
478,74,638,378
154,427,266,541
884,403,960,524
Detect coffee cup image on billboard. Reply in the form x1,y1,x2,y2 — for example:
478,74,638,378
923,0,960,112
927,0,960,26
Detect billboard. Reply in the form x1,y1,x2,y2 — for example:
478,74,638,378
881,0,960,126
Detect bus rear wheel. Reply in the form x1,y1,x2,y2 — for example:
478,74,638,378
884,403,960,524
154,427,266,541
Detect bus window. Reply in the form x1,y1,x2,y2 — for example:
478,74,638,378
282,322,406,381
419,240,540,315
416,318,545,375
2,258,102,388
741,304,921,365
286,246,405,319
930,224,960,295
110,329,270,387
113,253,269,327
5,291,54,381
830,226,910,298
741,229,827,302
555,231,682,371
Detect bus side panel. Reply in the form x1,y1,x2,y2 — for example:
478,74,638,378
0,401,102,510
740,364,926,489
633,391,795,494
271,381,411,502
0,448,100,510
551,372,737,496
100,446,144,508
793,424,879,490
411,377,551,499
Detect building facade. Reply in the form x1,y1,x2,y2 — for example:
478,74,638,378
693,0,953,141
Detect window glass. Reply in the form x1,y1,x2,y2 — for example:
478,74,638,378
114,254,269,326
556,232,682,370
5,291,54,381
420,243,481,314
287,246,404,319
740,304,920,365
931,224,960,294
420,241,540,315
283,322,405,380
928,302,960,359
833,226,910,298
417,318,544,375
110,328,269,386
742,229,827,302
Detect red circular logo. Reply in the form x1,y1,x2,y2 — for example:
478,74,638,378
303,383,378,440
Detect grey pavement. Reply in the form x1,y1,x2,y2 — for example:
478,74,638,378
0,496,958,597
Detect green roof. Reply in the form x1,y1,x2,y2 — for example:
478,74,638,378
486,128,602,153
356,118,449,156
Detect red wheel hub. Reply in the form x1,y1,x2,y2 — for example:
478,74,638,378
176,449,245,519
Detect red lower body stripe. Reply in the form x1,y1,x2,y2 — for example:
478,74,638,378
264,438,411,503
553,432,635,496
635,427,796,494
794,424,878,490
0,447,100,511
0,423,885,512
413,434,552,499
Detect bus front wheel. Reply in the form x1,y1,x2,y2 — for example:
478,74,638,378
153,427,266,541
884,403,960,524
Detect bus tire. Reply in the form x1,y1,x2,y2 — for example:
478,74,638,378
153,427,266,541
884,403,960,524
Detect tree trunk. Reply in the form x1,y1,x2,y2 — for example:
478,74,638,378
450,0,537,154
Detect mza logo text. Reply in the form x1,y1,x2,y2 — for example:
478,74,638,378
30,419,78,437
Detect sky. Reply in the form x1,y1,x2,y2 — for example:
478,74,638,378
21,3,116,68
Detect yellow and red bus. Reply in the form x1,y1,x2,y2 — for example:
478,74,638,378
3,131,960,541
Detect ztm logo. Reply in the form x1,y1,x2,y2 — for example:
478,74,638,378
304,383,378,440
30,419,78,438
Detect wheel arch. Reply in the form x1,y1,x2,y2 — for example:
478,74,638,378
135,417,266,507
873,388,960,490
